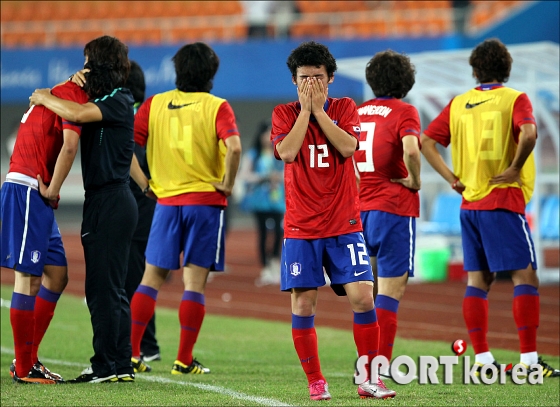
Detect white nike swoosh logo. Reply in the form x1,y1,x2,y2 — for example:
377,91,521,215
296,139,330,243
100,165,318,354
81,232,90,237
354,270,368,276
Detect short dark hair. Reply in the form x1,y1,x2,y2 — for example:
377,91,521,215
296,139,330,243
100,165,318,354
173,42,220,93
126,60,146,104
83,35,130,98
286,41,337,79
469,38,512,83
365,50,416,99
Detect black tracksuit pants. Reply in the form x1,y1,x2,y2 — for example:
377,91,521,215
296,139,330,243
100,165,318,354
82,184,138,377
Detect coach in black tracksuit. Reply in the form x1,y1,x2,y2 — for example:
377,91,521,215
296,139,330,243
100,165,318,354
30,36,138,383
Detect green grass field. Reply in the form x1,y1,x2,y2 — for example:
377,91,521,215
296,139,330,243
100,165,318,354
1,284,558,406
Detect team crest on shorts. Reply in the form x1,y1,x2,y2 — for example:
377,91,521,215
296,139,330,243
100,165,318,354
30,250,41,264
290,262,302,277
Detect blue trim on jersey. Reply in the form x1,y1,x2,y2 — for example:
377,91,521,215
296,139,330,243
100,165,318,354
292,314,315,329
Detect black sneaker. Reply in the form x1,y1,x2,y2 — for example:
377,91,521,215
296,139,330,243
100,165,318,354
506,357,560,378
171,358,210,375
10,359,57,384
67,366,118,383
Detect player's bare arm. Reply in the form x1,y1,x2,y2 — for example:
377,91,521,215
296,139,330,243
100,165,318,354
489,123,537,186
420,133,464,193
30,88,102,123
311,78,357,158
391,135,421,190
37,128,80,208
276,79,311,162
212,135,242,197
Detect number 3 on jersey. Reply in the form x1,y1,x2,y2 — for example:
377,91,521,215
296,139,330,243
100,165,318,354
356,122,375,172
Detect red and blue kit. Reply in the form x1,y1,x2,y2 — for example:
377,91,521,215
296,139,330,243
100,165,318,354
271,97,362,239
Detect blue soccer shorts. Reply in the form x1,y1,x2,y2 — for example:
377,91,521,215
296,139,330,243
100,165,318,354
461,209,537,273
280,232,373,294
145,204,225,271
361,210,416,278
0,181,66,276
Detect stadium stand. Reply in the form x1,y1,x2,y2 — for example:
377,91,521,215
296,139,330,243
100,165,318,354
1,1,246,47
1,0,529,47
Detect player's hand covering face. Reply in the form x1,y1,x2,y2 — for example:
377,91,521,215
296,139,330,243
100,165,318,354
294,66,332,114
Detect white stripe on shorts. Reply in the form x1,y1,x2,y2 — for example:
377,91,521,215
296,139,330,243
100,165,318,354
215,209,224,264
518,214,535,263
18,187,32,264
408,217,414,271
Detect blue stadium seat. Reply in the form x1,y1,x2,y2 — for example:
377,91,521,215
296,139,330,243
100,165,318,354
419,192,462,235
540,195,559,240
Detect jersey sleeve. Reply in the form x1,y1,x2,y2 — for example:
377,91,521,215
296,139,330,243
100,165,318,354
512,93,537,143
399,104,422,147
134,95,153,147
336,97,361,139
52,82,88,135
271,105,292,159
216,101,240,141
423,99,453,147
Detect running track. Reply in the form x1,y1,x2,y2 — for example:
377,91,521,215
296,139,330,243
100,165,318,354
1,228,558,356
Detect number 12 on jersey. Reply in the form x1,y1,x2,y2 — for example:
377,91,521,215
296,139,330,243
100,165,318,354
357,122,375,173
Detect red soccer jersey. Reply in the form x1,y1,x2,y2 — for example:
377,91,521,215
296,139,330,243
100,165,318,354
271,97,362,239
9,82,87,185
355,97,421,217
423,85,536,213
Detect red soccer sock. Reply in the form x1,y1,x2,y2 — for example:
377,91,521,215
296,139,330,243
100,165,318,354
176,291,206,366
10,293,36,378
32,286,61,363
292,314,324,385
375,295,399,362
513,285,539,354
463,286,489,355
130,285,158,358
353,309,379,381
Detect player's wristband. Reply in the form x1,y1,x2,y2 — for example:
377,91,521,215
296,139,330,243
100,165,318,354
143,185,151,195
451,179,460,190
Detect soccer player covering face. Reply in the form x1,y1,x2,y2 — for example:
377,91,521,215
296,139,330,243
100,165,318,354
354,50,421,381
421,38,559,377
2,71,88,385
271,41,396,400
128,42,242,377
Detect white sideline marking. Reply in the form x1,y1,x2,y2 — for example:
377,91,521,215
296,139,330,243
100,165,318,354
0,347,292,406
1,298,11,308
